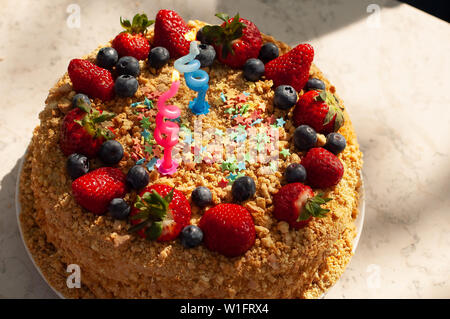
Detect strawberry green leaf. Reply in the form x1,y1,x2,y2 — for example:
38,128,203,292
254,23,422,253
164,187,175,204
76,106,116,139
74,98,92,113
92,111,116,123
132,14,141,27
314,90,327,102
202,12,246,58
145,221,162,241
314,90,345,130
128,219,152,233
130,211,149,221
97,128,115,140
215,13,230,22
120,13,154,34
334,111,345,132
297,193,332,222
129,188,175,240
323,106,337,126
120,17,132,29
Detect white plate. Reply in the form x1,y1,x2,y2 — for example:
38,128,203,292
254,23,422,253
15,152,365,299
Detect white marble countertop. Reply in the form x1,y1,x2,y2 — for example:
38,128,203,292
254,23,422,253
0,0,449,298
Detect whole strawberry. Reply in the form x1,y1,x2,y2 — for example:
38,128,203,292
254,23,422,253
112,13,153,60
293,90,345,135
153,9,191,58
265,43,314,92
199,203,255,257
273,183,331,229
302,148,344,188
72,167,127,215
59,101,115,158
129,184,191,242
202,13,262,68
68,59,115,101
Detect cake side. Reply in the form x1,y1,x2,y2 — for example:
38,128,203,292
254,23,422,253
19,22,363,298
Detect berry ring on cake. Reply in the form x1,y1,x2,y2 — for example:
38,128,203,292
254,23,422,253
18,10,363,298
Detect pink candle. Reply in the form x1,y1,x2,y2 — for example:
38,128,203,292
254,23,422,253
154,71,181,175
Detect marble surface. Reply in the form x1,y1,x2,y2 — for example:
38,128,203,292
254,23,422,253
0,0,449,298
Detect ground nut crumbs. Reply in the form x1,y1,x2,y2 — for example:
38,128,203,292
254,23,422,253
18,22,362,299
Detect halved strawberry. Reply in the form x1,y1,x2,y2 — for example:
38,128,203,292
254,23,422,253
153,9,191,58
59,100,115,158
129,184,191,242
72,167,127,215
112,13,153,60
68,59,115,101
265,43,314,92
302,148,344,188
199,203,255,257
273,183,331,229
202,13,262,68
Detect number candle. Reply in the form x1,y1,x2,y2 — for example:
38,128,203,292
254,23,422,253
174,41,211,115
154,71,181,175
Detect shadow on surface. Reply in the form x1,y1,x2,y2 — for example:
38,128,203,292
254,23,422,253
215,0,400,44
0,155,57,298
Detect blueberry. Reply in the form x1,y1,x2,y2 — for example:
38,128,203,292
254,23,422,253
98,140,124,165
324,132,346,155
294,125,317,151
258,42,279,63
273,85,297,110
232,176,256,202
148,47,170,69
180,225,203,248
195,44,216,68
191,186,213,207
126,165,149,189
196,27,210,44
108,198,130,220
72,93,91,109
305,78,325,91
116,56,140,77
243,58,265,82
96,47,118,69
66,153,89,180
285,163,307,184
114,75,138,97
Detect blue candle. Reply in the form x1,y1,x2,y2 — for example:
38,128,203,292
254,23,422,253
185,68,210,115
174,42,211,115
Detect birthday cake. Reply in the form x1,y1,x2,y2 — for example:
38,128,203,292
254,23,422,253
18,10,363,298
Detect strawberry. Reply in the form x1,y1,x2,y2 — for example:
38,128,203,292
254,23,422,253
112,13,153,60
202,13,262,68
68,59,115,101
153,9,191,59
199,203,255,257
302,148,344,188
72,167,127,215
129,184,191,242
59,101,115,158
273,183,331,229
293,90,345,135
265,43,314,92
